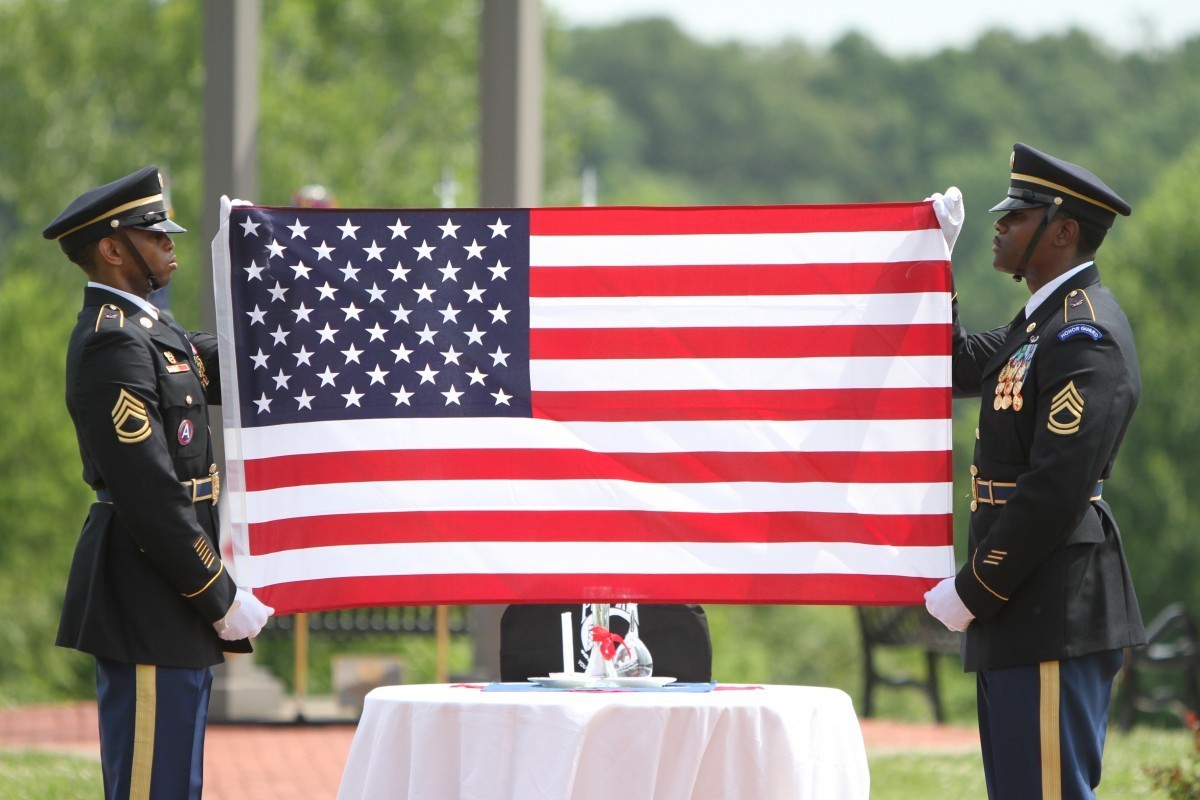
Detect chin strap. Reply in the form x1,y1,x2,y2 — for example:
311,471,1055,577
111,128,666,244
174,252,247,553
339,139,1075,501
114,227,160,292
1013,204,1061,283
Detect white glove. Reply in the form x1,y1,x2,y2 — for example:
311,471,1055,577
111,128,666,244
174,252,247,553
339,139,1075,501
925,186,965,253
219,195,256,218
924,576,974,632
214,588,274,641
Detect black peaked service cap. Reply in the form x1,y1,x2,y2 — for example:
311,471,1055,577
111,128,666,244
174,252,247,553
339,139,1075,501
990,143,1131,229
43,165,185,254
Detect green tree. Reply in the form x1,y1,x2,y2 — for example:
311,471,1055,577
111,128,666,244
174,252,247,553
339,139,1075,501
0,0,618,702
5,0,1200,704
1100,139,1200,621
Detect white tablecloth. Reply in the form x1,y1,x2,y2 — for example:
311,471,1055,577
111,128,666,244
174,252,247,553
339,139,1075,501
337,683,869,799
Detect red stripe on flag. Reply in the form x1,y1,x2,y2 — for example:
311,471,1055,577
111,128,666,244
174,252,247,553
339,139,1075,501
257,572,941,611
245,510,951,554
530,324,950,359
530,204,939,236
531,387,951,422
530,262,950,297
245,449,949,491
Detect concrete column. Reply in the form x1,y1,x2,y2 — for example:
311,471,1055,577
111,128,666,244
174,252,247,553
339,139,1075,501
472,0,544,680
480,0,543,208
202,0,285,722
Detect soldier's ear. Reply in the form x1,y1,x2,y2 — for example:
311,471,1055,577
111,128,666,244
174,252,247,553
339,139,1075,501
1054,216,1080,249
95,236,123,266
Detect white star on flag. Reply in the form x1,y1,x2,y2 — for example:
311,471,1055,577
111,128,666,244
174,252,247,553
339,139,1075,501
388,218,410,239
488,260,510,281
363,241,385,261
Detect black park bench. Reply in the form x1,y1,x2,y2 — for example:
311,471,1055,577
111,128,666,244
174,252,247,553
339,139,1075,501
856,605,962,723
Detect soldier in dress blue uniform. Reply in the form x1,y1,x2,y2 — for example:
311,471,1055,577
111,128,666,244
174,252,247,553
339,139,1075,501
924,145,1145,799
44,166,274,800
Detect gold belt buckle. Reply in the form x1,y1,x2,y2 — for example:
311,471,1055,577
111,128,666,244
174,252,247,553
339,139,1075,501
184,464,221,505
209,464,220,506
970,476,998,511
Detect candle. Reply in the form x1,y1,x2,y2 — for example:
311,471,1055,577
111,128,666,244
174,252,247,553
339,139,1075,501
561,611,574,674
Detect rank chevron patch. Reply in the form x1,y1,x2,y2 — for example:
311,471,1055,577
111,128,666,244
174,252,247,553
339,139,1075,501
112,388,152,444
1048,381,1084,435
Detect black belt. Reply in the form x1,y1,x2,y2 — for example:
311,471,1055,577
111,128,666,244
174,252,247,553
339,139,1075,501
971,473,1102,511
96,467,220,506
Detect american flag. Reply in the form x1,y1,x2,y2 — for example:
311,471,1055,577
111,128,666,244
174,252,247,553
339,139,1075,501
212,201,954,614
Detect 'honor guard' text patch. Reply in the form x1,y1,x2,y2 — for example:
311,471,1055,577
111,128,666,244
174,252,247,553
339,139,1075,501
1058,323,1102,342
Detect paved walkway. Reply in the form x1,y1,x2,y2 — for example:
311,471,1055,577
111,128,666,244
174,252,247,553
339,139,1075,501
0,700,979,798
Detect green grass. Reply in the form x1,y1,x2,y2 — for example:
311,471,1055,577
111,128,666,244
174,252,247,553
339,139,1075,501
3,726,1192,799
5,605,1197,798
0,751,101,800
869,726,1197,799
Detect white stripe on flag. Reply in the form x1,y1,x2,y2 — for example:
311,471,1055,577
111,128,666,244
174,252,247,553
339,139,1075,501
234,541,957,587
244,479,953,524
529,229,948,267
529,355,950,392
238,417,952,458
529,292,950,328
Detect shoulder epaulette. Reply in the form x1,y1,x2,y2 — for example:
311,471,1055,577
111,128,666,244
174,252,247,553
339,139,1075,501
93,303,125,332
1062,288,1096,323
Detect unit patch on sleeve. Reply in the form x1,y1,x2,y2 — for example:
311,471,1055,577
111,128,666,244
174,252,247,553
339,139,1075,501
1048,381,1085,435
111,388,152,444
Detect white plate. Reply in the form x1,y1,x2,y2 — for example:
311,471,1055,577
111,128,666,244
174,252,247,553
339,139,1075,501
601,676,676,688
528,676,594,689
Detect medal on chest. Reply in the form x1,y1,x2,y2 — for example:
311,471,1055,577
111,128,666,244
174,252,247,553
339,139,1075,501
994,339,1038,412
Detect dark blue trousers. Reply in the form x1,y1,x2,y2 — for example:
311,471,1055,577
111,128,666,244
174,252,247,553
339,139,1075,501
977,649,1123,800
95,657,212,800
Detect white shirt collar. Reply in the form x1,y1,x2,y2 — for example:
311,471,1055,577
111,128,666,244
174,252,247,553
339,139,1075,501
87,281,160,320
1025,261,1094,319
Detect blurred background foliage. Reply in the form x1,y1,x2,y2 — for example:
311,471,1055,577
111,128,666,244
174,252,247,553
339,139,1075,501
2,0,1198,722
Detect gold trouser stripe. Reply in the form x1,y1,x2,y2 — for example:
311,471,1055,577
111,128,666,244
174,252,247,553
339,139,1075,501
1040,661,1062,800
132,664,156,800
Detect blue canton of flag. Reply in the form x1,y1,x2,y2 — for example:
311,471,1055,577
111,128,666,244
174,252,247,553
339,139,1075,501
228,208,533,426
